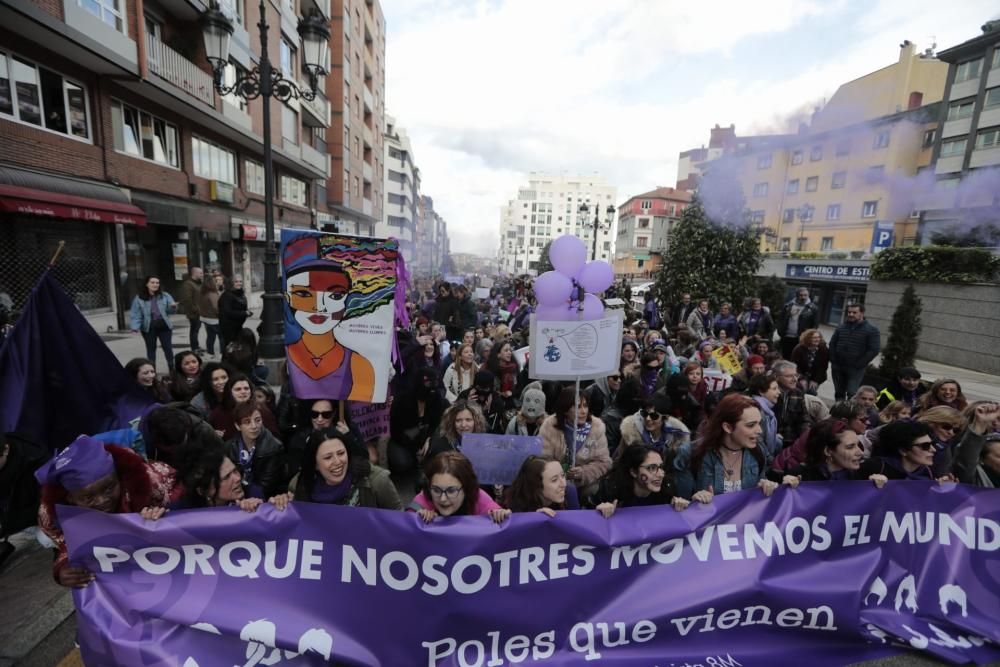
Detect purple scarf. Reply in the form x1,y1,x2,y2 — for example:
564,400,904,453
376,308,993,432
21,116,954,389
310,473,355,504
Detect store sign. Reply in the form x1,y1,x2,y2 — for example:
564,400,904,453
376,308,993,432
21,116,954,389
786,263,870,283
870,221,894,255
209,181,235,204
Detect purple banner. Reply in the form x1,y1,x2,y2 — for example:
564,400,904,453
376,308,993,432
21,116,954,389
60,483,999,666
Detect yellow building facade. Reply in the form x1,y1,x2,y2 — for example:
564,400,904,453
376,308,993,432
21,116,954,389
710,43,949,253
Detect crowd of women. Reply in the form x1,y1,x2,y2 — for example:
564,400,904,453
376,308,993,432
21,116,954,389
17,277,1000,589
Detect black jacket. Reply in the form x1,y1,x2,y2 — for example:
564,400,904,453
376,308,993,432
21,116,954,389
777,300,819,338
456,296,477,330
0,433,47,537
227,429,287,498
218,289,250,337
829,319,881,369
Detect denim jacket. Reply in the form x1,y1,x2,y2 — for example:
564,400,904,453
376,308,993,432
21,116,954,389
673,441,769,498
129,293,176,332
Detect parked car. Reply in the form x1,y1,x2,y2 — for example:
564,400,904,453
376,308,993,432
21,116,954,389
630,282,654,310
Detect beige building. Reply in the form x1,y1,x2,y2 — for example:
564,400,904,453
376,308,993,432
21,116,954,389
691,42,948,253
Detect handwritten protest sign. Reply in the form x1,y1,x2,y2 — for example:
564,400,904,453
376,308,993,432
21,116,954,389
711,346,743,375
349,401,390,442
460,433,542,485
528,311,623,380
704,369,733,392
474,287,491,300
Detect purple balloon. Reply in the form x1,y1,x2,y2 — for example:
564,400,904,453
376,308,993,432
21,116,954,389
549,235,587,278
577,261,614,294
534,304,574,321
533,271,573,307
580,293,605,320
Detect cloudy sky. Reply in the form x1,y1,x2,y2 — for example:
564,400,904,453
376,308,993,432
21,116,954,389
382,0,998,256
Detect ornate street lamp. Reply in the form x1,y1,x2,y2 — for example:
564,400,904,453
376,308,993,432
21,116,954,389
201,0,330,359
578,202,616,260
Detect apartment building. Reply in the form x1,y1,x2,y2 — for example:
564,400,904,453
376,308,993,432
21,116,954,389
919,20,1000,241
0,0,344,325
416,194,449,276
613,186,691,277
380,113,417,265
689,41,947,254
498,173,617,275
676,125,734,191
327,0,383,238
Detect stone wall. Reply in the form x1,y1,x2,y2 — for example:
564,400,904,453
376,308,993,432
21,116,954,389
865,280,1000,376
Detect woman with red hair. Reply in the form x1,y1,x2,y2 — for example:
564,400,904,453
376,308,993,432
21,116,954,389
673,393,795,500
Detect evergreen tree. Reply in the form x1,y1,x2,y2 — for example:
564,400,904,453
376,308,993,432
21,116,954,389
654,191,762,311
535,240,554,275
878,284,922,379
756,275,788,316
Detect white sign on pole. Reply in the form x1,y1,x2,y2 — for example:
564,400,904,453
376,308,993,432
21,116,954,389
474,287,491,300
704,369,733,392
528,311,624,380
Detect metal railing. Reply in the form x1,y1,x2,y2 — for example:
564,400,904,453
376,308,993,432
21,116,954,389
146,35,214,107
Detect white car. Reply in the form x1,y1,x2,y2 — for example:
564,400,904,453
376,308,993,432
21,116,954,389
630,282,654,310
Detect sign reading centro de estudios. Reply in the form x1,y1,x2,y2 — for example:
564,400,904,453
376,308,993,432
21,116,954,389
60,482,999,666
786,263,871,282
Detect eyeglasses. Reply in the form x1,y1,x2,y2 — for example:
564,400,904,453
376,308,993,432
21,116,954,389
935,424,961,434
608,375,621,381
429,486,463,499
640,410,662,420
640,463,667,474
311,410,334,419
912,441,935,451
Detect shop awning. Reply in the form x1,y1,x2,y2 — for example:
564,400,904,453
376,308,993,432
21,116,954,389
0,167,146,226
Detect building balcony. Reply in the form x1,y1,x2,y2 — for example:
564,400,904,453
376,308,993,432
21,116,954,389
363,124,373,148
363,160,373,182
299,86,330,127
145,35,214,107
302,142,328,175
300,0,330,19
363,198,373,216
363,86,374,112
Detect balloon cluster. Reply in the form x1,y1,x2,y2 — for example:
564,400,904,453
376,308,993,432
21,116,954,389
532,235,613,321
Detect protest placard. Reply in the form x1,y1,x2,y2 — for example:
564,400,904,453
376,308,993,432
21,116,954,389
704,369,733,392
711,346,743,375
349,401,390,442
528,311,623,380
460,433,542,485
474,287,490,300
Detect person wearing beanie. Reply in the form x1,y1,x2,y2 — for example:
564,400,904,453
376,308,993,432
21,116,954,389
457,369,508,434
617,392,690,464
507,381,548,437
34,435,180,587
730,354,767,393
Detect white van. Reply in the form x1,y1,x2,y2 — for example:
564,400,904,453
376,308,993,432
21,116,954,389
630,282,654,310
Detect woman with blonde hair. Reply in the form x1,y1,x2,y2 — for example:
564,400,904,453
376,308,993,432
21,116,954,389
878,400,911,424
916,405,965,478
424,400,488,461
443,343,478,402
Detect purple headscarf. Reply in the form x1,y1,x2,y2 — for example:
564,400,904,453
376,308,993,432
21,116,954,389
34,435,116,491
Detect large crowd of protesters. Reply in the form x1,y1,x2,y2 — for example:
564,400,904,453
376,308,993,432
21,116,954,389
1,273,998,588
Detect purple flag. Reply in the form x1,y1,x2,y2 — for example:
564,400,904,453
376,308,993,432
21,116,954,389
60,482,1000,666
0,270,154,451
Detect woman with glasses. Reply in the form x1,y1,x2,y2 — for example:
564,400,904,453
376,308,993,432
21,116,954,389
674,393,789,500
409,451,510,523
617,393,689,464
631,351,666,399
915,406,965,477
539,387,611,499
507,456,579,516
592,445,692,517
269,427,401,510
286,399,361,477
859,420,939,481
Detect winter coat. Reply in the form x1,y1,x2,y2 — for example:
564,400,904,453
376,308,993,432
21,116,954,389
738,309,775,340
777,300,819,338
616,412,690,464
37,444,179,582
226,428,287,499
538,415,612,497
209,404,280,441
585,378,616,421
289,462,402,509
828,319,881,369
600,405,628,457
456,295,478,330
713,314,739,341
443,364,477,402
671,302,697,328
685,309,715,339
753,395,781,459
129,293,176,332
196,285,221,320
774,389,808,446
178,278,201,318
0,433,47,538
218,288,250,340
858,456,933,481
951,428,995,487
673,442,769,499
433,295,457,329
791,344,830,385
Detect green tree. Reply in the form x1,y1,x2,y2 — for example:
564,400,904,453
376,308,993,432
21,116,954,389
878,284,922,379
654,192,762,311
756,275,788,316
535,240,554,275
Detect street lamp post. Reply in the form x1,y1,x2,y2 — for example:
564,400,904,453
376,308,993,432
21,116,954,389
577,202,616,260
201,0,330,359
507,241,520,275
